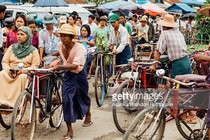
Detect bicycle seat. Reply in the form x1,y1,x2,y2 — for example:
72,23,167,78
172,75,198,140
121,72,138,80
175,74,205,83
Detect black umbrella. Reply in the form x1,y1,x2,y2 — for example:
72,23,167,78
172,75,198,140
182,13,196,18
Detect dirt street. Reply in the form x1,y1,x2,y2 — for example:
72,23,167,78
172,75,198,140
0,78,185,140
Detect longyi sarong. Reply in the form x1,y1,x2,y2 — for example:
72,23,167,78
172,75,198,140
171,56,192,78
62,69,90,123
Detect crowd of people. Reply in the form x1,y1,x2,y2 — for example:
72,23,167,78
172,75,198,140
0,3,209,140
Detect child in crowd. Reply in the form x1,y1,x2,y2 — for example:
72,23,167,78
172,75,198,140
2,17,14,51
28,20,39,48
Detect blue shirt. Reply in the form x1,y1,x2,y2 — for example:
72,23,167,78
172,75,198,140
78,36,95,49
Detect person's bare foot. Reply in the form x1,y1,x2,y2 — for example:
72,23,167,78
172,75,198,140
63,132,73,140
83,113,93,127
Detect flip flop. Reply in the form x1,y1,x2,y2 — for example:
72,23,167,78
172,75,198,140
63,135,73,140
185,117,197,124
82,121,93,127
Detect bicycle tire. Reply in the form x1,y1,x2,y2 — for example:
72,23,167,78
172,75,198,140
11,91,36,140
95,66,105,107
123,106,165,140
112,80,143,134
0,113,11,129
175,110,207,139
49,79,63,128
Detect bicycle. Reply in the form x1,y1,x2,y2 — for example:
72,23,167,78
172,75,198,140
10,63,63,140
112,60,160,134
94,51,113,107
123,69,209,140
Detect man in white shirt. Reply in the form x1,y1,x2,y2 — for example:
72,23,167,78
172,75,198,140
0,5,6,71
137,16,149,44
83,15,98,36
108,13,131,65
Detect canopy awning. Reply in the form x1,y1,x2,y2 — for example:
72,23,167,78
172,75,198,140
165,3,196,14
180,0,204,7
140,2,166,16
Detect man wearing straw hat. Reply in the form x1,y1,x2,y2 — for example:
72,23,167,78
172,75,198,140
150,14,192,78
137,16,149,44
50,24,92,140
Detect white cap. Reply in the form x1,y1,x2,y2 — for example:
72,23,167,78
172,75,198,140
59,16,67,24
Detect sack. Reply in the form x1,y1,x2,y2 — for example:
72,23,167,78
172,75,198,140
43,56,58,66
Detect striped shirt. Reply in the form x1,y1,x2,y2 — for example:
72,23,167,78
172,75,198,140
157,29,187,61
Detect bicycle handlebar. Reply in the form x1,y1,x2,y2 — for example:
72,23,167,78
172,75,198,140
11,67,54,73
135,61,161,66
23,68,53,73
97,51,113,55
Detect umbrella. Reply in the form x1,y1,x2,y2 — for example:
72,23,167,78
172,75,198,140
33,0,68,12
97,0,143,12
182,13,196,18
140,2,166,16
199,6,210,17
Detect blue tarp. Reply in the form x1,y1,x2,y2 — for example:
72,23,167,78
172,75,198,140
165,3,196,14
180,0,204,7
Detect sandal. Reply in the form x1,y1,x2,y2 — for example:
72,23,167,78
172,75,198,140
82,121,93,127
185,116,197,124
63,135,73,140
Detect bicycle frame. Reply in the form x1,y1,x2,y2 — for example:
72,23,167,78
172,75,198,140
24,70,62,123
151,73,209,138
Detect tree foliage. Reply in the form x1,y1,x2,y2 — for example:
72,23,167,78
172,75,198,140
205,0,210,5
86,0,115,6
195,0,210,44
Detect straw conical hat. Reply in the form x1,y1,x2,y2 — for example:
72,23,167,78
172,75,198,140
199,5,210,17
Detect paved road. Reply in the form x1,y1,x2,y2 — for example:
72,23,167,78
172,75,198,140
0,78,186,140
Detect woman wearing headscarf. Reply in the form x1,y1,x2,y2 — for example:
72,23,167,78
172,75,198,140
0,26,40,108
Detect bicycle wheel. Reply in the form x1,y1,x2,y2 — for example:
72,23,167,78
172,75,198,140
11,91,36,140
175,109,207,139
112,80,144,133
95,66,106,107
123,106,165,140
0,112,12,129
49,79,63,128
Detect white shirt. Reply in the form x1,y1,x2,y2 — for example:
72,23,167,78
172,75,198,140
137,24,149,41
180,20,187,29
109,25,129,54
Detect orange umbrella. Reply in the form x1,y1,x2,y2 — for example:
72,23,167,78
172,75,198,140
140,2,166,16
